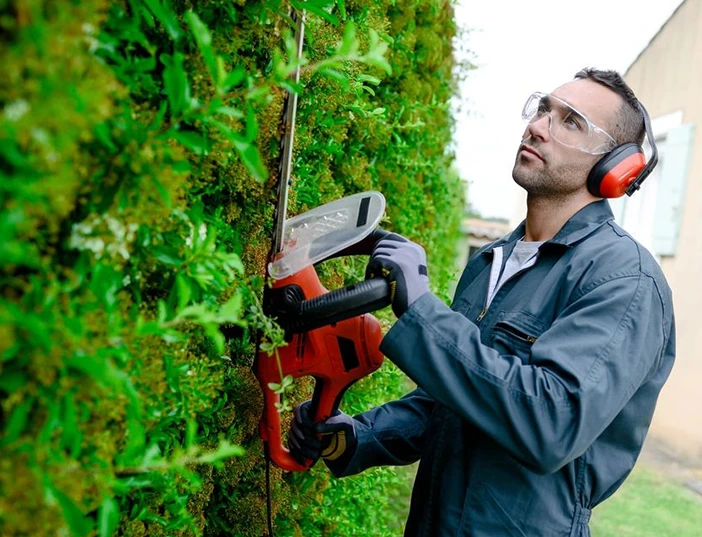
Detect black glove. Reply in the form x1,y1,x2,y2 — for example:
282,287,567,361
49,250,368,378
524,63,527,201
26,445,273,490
366,233,430,317
288,401,357,466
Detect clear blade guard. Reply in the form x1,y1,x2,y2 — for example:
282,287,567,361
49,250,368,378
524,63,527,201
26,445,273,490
268,191,386,280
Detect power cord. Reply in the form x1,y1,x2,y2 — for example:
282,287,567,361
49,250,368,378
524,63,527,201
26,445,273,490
266,450,275,537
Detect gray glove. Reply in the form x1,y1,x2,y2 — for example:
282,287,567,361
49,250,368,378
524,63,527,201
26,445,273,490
366,233,430,317
288,401,357,466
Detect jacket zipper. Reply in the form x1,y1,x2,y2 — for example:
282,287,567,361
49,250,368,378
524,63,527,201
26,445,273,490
476,261,539,324
495,322,537,343
476,307,488,322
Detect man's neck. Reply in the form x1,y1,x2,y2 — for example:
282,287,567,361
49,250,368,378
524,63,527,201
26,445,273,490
523,191,599,242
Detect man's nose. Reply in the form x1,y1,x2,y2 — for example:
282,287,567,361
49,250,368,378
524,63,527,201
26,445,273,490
527,113,551,142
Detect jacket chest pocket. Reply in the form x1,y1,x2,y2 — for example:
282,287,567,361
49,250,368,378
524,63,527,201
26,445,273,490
490,311,547,363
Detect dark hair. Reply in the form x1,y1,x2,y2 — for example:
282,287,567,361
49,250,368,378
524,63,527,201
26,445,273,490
574,68,645,146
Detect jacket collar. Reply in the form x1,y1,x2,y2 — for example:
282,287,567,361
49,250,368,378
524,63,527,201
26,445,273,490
497,200,614,250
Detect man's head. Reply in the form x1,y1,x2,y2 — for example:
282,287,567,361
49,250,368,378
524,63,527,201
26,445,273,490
512,68,645,200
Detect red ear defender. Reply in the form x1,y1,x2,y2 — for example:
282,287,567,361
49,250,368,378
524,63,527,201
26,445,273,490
586,101,658,199
587,143,646,198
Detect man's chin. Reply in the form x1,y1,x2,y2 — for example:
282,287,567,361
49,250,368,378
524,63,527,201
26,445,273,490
512,164,534,187
512,167,547,193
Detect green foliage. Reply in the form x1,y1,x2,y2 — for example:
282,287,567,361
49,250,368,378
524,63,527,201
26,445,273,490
0,0,468,535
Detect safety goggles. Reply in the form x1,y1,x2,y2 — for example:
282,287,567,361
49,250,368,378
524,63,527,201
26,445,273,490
522,92,616,155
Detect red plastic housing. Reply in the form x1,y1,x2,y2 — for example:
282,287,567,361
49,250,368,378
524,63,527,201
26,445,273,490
255,264,385,471
600,152,646,198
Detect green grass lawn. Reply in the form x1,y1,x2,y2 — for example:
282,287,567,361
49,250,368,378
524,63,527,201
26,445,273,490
591,465,702,537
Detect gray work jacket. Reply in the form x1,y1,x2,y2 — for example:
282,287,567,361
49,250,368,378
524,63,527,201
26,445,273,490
328,200,676,537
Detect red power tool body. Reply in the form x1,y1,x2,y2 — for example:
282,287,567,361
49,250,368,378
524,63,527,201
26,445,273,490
255,226,391,471
255,265,386,471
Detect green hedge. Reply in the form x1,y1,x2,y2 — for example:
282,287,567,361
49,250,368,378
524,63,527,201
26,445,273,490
0,0,467,535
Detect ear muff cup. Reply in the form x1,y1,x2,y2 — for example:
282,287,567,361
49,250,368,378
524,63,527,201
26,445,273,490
587,143,647,198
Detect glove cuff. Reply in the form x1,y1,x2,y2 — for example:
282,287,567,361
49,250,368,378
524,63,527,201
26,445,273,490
321,428,358,468
321,431,347,461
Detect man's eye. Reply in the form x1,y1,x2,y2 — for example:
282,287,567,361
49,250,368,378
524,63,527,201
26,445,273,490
564,114,583,130
536,103,549,115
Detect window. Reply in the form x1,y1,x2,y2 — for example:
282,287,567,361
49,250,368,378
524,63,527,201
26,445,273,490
609,112,694,260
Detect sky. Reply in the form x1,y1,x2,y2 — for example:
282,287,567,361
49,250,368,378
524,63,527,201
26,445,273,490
452,0,686,222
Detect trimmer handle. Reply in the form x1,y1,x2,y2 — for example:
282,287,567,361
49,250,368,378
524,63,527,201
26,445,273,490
271,278,389,333
259,369,359,472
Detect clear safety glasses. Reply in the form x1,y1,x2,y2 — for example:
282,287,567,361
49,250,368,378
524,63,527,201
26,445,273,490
522,92,616,155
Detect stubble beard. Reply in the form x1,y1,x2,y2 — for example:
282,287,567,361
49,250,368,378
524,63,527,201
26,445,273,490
512,156,590,201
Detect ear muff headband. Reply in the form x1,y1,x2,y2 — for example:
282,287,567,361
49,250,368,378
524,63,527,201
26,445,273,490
587,101,658,198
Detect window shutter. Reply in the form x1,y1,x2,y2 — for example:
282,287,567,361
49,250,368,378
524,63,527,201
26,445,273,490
652,123,695,257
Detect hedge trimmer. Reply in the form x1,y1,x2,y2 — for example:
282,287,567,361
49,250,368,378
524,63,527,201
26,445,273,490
253,9,391,475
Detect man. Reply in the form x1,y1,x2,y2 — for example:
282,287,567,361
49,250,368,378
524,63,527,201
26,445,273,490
288,68,676,536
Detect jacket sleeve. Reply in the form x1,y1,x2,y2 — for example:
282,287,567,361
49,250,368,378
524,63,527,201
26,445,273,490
324,387,435,477
379,273,671,475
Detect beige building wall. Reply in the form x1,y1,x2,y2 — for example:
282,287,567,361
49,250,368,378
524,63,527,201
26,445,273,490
625,0,702,460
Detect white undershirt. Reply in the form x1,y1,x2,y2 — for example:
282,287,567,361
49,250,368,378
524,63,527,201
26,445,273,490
485,239,544,308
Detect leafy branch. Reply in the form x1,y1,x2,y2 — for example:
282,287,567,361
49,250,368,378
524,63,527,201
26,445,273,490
115,439,244,476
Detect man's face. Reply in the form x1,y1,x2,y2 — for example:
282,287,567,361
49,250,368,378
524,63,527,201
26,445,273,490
512,79,622,198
